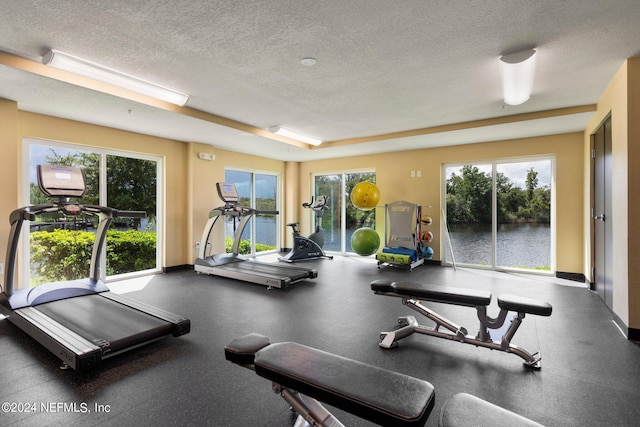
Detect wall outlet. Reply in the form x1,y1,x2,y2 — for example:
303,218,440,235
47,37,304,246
0,262,3,275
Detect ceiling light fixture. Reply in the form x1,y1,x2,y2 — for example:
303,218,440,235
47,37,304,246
499,49,537,106
300,57,317,66
268,126,322,146
42,49,189,106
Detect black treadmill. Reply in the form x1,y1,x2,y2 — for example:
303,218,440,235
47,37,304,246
194,182,317,289
0,165,190,371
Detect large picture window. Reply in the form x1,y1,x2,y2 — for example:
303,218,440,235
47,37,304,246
23,139,162,287
443,158,553,272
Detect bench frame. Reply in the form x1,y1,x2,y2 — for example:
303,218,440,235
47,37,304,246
372,280,552,369
225,333,435,427
225,335,340,427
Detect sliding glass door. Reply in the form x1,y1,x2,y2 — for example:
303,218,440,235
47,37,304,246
313,171,376,254
495,160,552,270
224,169,279,255
444,158,553,272
24,139,161,287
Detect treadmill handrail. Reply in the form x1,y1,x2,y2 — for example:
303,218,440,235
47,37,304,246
3,201,146,297
198,204,279,259
9,203,118,224
208,205,278,218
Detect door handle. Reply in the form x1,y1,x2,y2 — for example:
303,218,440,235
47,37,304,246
595,214,605,221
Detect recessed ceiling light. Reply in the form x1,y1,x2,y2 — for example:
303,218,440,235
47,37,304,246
300,57,317,66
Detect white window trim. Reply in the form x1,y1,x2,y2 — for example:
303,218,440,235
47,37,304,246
21,137,163,285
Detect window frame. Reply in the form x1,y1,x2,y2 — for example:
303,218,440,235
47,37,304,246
441,156,555,273
312,168,377,255
224,168,281,256
21,137,163,286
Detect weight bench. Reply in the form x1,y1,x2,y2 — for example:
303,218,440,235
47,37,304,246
224,333,435,427
439,393,544,427
371,280,552,369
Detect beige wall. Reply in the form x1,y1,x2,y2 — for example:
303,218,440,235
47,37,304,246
0,99,19,280
0,100,586,290
187,142,287,261
299,132,584,274
584,57,640,329
4,108,191,271
628,58,640,329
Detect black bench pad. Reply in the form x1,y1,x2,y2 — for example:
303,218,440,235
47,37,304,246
498,294,553,316
254,341,435,427
371,280,492,307
224,333,271,365
439,393,544,427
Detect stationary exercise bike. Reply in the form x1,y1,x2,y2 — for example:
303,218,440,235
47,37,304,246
279,195,333,262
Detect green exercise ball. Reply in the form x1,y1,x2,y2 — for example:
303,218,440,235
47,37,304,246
350,227,380,256
350,182,380,211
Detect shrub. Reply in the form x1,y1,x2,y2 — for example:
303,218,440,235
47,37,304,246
30,229,95,285
105,229,156,275
224,237,275,255
30,229,156,284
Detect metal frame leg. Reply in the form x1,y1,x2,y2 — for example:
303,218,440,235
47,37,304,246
379,299,543,369
274,383,345,427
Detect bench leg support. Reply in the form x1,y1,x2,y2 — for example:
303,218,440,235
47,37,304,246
380,300,543,369
275,383,346,427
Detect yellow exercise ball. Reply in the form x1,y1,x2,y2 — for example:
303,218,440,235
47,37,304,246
350,182,380,211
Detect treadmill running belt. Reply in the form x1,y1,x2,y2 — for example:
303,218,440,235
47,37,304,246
219,261,312,281
35,294,174,355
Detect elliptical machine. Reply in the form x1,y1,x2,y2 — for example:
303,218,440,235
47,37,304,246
280,195,333,262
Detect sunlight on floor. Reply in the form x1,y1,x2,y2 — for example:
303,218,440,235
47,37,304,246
107,275,155,294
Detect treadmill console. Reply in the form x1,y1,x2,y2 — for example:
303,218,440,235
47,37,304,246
37,164,87,198
216,182,239,204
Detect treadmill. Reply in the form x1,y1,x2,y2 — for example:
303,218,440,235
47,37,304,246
194,182,317,289
0,165,190,372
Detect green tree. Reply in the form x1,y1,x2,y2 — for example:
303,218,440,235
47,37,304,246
106,155,156,216
446,165,492,223
525,168,539,203
447,165,550,224
497,172,522,223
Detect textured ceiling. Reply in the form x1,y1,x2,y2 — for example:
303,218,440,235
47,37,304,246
1,0,640,161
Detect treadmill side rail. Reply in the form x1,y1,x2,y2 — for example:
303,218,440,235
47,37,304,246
100,292,191,336
13,307,102,371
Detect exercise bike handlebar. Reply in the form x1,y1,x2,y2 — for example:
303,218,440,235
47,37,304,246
302,195,328,211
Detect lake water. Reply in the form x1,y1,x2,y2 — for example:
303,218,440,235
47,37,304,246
446,223,551,270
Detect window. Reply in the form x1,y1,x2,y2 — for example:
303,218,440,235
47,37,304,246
23,139,162,287
443,158,553,272
313,171,376,254
224,169,279,255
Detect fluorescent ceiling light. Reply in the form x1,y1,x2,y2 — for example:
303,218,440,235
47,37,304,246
42,49,189,106
499,49,537,106
268,126,322,146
